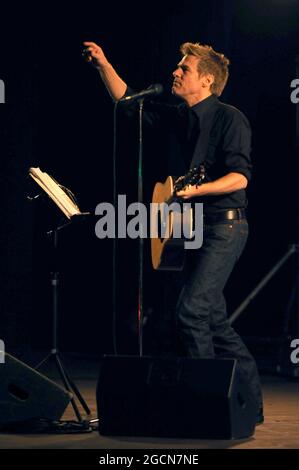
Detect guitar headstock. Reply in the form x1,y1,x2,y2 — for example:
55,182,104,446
174,165,206,193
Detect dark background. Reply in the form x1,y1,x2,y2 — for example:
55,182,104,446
1,0,299,366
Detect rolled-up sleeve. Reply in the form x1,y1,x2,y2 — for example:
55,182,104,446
222,109,252,182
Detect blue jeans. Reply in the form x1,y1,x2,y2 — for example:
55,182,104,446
176,219,263,410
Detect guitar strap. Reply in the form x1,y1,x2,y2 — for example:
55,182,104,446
189,102,222,170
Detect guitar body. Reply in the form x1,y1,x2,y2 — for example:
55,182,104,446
151,166,206,271
151,176,193,271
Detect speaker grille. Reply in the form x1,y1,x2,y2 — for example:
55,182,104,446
0,353,71,425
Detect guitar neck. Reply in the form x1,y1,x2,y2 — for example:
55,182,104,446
165,193,181,205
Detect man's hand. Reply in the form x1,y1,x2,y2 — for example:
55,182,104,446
83,41,127,100
83,42,110,69
176,172,248,199
176,184,204,199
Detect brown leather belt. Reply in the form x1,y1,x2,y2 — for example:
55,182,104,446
204,208,246,224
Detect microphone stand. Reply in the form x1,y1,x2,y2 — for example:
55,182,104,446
137,98,145,357
114,87,162,356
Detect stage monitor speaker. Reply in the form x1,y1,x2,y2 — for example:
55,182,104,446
0,353,71,426
97,356,257,439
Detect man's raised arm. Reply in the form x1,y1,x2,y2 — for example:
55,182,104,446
83,41,127,101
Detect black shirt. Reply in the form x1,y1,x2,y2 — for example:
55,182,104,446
119,89,252,213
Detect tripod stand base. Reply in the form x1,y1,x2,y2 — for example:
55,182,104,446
35,350,91,422
1,417,94,434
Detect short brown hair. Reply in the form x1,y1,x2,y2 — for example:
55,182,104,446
180,42,230,96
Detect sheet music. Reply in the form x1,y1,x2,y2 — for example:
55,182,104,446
29,167,81,219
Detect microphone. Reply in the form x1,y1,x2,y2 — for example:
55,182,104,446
119,84,163,102
82,48,93,63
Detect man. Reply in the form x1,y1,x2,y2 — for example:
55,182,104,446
84,41,263,423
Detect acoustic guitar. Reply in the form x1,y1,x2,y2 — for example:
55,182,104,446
151,165,206,270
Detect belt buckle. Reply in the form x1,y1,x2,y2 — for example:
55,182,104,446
227,209,235,220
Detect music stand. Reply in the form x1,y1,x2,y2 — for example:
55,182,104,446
28,167,92,424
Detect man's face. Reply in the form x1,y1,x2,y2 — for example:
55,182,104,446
172,55,211,103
